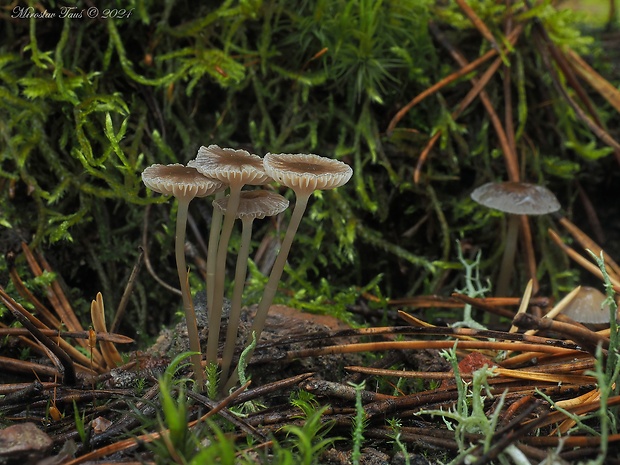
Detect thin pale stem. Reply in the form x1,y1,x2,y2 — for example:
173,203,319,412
175,198,205,389
220,217,254,385
225,192,310,390
519,215,539,294
496,214,520,297
205,184,242,366
206,190,225,312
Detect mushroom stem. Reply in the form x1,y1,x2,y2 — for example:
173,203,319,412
175,198,205,389
206,190,225,312
496,214,520,297
224,193,309,391
219,216,254,385
520,215,539,294
253,193,309,340
205,185,242,367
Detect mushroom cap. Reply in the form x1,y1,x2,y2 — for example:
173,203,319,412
188,145,271,186
263,153,353,194
213,190,289,220
561,286,614,324
471,181,560,215
142,164,225,199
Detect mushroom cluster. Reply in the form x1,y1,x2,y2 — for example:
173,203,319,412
142,146,352,393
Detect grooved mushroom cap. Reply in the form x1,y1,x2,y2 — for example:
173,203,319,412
213,190,289,220
188,145,271,186
562,286,614,324
141,164,225,198
471,181,560,216
263,153,353,194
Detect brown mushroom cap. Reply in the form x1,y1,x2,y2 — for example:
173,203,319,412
188,145,271,186
213,190,289,220
562,286,614,324
263,153,353,194
141,163,224,198
471,181,560,216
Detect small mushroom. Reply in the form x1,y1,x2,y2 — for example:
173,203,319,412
561,286,615,324
471,181,560,296
142,163,225,389
213,190,289,383
222,153,351,387
188,145,271,367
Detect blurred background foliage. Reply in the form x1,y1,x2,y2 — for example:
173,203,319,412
1,0,619,340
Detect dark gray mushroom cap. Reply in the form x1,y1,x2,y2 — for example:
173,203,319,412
471,182,560,215
213,190,289,220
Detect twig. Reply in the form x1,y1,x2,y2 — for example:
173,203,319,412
512,313,610,355
232,372,315,405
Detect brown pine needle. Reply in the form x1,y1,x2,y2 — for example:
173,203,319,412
386,26,523,135
565,47,620,115
0,355,61,379
346,365,595,386
398,310,435,327
364,292,549,309
450,293,522,320
90,292,123,369
558,216,620,280
0,286,97,373
524,395,620,433
7,253,61,329
548,229,620,291
0,328,133,343
510,279,533,333
21,244,85,339
454,0,499,49
261,339,582,362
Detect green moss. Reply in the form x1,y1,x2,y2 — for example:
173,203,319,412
1,0,618,337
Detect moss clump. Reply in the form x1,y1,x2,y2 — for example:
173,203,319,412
1,1,619,336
